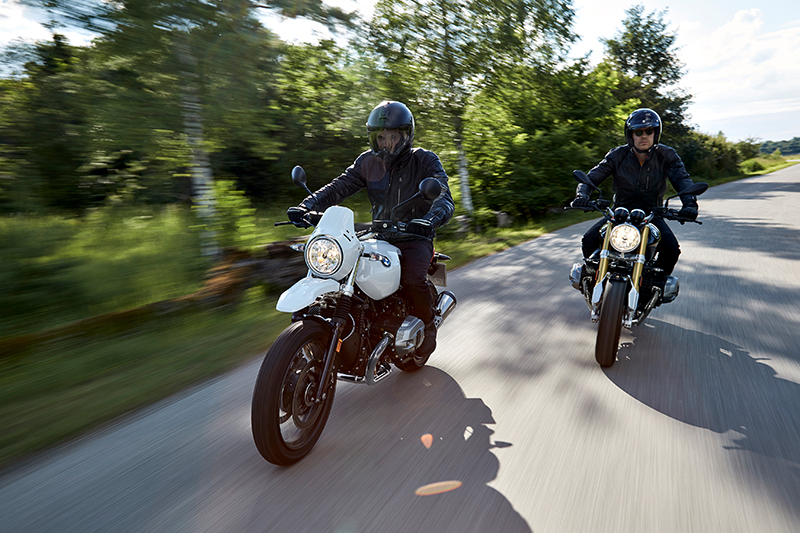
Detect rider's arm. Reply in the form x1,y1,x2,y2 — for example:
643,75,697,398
664,147,697,207
420,152,455,228
580,147,620,197
299,152,369,211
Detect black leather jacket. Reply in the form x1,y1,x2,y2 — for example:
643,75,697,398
300,147,455,241
577,144,698,212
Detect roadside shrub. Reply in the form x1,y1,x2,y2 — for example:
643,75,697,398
739,159,765,174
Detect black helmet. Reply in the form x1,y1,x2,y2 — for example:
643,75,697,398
625,108,661,153
366,101,415,163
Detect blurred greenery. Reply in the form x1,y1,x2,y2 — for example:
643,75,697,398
1,0,799,468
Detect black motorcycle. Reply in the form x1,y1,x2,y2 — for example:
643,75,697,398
567,170,708,367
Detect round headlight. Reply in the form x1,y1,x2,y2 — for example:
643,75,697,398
609,224,641,253
305,236,342,276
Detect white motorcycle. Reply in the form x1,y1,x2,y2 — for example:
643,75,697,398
251,166,457,465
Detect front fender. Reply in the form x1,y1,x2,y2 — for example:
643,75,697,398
276,276,341,313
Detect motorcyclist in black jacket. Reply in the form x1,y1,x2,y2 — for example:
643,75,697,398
287,100,455,358
571,108,699,279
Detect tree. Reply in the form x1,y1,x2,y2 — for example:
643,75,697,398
366,0,576,216
601,4,691,145
19,35,94,210
22,0,353,255
465,59,627,217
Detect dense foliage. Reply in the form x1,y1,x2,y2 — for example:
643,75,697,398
0,2,785,220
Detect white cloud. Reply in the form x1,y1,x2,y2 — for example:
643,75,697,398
681,10,800,138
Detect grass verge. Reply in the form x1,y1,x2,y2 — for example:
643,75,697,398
0,292,284,469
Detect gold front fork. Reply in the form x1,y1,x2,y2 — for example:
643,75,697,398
590,221,614,314
631,225,650,292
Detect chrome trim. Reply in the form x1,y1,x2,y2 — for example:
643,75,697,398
395,316,425,355
434,291,457,329
340,244,364,297
632,287,661,326
337,333,393,386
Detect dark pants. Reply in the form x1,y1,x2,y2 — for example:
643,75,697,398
395,240,435,324
396,240,437,355
581,216,681,275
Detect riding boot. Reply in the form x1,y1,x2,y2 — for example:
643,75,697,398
417,320,437,357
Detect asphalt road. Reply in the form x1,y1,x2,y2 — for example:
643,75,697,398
2,166,800,533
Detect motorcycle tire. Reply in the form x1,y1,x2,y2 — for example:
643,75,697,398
595,279,626,368
395,348,431,372
251,320,335,465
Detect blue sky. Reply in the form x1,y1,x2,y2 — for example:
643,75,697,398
3,0,799,143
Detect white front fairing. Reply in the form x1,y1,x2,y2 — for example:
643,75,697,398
276,276,341,313
307,206,360,281
356,239,401,300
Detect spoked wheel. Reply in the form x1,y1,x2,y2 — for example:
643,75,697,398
251,320,335,465
595,279,627,368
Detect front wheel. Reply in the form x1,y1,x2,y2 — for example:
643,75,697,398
251,320,335,465
595,279,626,368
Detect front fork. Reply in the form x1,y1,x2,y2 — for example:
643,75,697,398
314,247,363,403
623,225,650,328
590,222,649,326
590,221,614,321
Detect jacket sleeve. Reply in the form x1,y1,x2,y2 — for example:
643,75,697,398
299,154,368,211
578,147,618,197
664,148,697,208
420,152,455,229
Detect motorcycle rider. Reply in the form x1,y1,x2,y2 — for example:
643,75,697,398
571,108,699,283
287,100,455,358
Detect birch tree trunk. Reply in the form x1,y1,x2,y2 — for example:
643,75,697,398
176,41,218,258
453,115,474,215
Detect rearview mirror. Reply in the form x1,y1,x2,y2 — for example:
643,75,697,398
419,177,442,201
291,166,307,188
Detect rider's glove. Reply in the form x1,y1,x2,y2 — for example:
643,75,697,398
286,206,310,226
677,205,698,221
406,218,434,238
570,195,590,208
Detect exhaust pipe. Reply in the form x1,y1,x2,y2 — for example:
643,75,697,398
338,333,393,386
434,290,457,329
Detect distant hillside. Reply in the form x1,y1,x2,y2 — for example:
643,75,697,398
761,137,800,155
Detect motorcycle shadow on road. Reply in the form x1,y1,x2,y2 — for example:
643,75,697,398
607,319,800,512
255,366,532,533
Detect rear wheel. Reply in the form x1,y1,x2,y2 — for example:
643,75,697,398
251,320,335,465
595,279,626,368
395,348,431,372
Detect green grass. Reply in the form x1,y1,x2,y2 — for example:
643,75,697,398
0,291,285,468
1,159,797,470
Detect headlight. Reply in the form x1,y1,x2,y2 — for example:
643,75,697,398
305,236,342,276
609,224,641,253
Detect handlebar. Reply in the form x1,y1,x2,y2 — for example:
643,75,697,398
276,215,415,234
565,203,702,225
275,211,324,228
652,207,702,225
